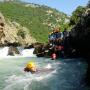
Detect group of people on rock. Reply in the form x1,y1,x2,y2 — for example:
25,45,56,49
24,27,69,73
48,27,69,60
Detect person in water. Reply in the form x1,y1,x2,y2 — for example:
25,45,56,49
24,62,37,73
24,61,54,74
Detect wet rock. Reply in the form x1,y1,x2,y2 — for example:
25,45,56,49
24,42,43,49
8,46,20,56
33,42,44,56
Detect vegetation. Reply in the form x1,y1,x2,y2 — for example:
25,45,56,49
17,29,26,39
0,1,69,43
69,6,86,26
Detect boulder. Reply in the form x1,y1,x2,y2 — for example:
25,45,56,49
8,46,20,56
33,42,44,56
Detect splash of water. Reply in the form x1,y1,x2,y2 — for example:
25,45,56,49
0,47,36,58
0,47,9,57
44,64,52,69
4,64,57,90
20,48,36,57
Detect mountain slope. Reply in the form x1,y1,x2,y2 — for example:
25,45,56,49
0,2,69,43
0,12,36,46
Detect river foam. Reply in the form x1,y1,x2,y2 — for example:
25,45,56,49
0,57,87,90
0,47,36,58
3,64,56,90
0,47,9,57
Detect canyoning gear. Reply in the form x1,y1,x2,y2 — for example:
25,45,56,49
53,27,60,33
55,28,60,33
49,33,56,40
61,32,64,39
26,62,36,69
55,45,64,51
55,32,61,39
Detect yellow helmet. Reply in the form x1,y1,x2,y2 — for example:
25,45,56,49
26,61,36,69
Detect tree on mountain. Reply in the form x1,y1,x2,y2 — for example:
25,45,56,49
69,6,86,25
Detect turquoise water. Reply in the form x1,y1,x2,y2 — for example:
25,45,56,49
0,57,88,90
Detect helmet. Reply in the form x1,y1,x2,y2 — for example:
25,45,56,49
26,61,36,69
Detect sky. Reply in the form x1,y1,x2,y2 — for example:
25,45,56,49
22,0,89,15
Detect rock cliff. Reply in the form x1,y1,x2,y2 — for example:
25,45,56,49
65,8,90,85
0,12,36,47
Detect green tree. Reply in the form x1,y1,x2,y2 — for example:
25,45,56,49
70,6,86,25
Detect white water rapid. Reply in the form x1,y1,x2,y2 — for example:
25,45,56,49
0,47,9,57
0,47,36,58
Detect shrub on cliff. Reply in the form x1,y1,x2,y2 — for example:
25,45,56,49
70,6,86,26
17,29,26,39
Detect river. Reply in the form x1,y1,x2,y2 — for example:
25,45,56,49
0,57,88,90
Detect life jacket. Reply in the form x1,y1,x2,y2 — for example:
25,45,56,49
61,46,64,50
55,45,64,51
